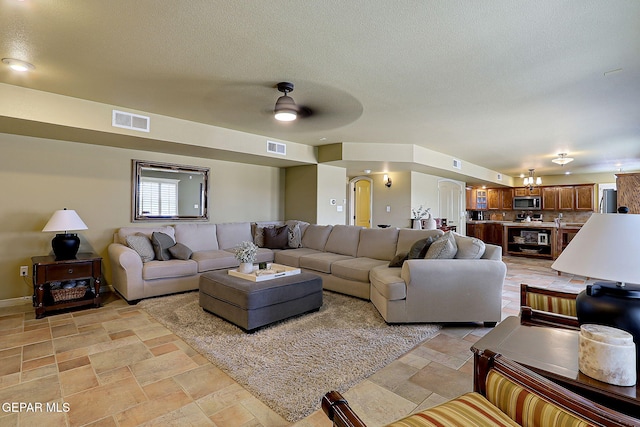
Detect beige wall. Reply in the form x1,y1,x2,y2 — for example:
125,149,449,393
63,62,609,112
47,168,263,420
411,172,441,219
0,133,284,301
370,171,412,228
285,166,318,224
316,165,347,225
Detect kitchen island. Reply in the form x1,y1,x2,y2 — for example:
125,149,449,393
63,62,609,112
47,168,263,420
502,222,558,259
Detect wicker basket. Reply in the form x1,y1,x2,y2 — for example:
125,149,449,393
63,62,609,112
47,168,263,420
51,286,88,302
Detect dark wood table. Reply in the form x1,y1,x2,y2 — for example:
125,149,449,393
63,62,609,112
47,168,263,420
472,316,640,417
32,253,102,318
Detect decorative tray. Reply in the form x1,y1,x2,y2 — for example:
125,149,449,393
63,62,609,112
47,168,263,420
228,263,301,282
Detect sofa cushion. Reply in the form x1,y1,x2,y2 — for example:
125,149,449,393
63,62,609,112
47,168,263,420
274,248,323,267
191,250,238,272
174,223,218,252
388,252,408,268
263,225,289,249
299,252,354,274
168,243,193,260
356,228,399,261
453,233,486,259
142,259,198,280
331,257,388,283
485,370,590,427
370,265,407,301
116,226,175,245
408,237,435,259
396,229,444,255
216,222,253,250
425,231,457,259
324,225,362,257
125,233,155,263
151,231,176,261
387,392,519,427
301,225,333,251
287,223,303,248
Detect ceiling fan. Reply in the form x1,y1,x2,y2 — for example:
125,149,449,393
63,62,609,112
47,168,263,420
273,82,313,122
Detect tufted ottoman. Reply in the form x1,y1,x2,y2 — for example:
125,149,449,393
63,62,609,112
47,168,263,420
199,270,323,332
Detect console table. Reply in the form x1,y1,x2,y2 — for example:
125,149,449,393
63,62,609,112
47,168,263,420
472,316,640,417
32,253,102,318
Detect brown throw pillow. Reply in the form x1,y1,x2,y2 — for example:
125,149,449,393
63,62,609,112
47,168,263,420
151,231,175,261
263,225,289,249
389,252,409,267
408,237,435,259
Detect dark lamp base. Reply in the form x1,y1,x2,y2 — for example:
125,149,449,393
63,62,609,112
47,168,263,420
51,233,80,260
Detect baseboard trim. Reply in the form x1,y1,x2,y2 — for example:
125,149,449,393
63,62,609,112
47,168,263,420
0,285,114,308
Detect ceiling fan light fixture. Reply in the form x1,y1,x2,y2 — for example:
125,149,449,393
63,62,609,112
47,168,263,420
2,58,35,72
552,153,574,166
274,82,297,122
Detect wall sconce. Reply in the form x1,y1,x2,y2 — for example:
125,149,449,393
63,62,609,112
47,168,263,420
383,174,392,188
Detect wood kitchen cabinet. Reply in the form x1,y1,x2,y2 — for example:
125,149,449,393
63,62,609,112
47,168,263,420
514,187,540,197
558,186,575,210
466,222,484,240
484,223,503,246
574,185,595,211
487,188,514,210
466,188,487,210
541,187,559,210
501,189,514,210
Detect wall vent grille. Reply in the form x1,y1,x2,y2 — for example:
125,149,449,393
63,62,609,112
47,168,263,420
266,140,286,155
497,173,503,181
452,158,462,169
112,110,150,132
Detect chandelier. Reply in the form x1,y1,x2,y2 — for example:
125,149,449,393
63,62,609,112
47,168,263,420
523,169,542,190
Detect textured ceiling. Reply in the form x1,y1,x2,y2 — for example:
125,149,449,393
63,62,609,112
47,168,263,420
1,0,639,178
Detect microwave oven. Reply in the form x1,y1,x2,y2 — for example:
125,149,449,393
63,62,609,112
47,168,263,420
513,196,541,210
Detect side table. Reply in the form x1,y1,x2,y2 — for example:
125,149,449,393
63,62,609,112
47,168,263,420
32,253,102,319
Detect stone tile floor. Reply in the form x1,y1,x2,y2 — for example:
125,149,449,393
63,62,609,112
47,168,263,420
0,256,592,426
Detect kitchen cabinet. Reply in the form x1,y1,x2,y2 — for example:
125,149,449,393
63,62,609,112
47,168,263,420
466,222,484,240
558,186,575,210
466,189,487,210
484,223,503,246
541,187,559,210
514,187,540,197
488,188,514,210
574,185,595,211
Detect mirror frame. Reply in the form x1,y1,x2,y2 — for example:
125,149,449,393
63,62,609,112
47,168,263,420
132,160,210,222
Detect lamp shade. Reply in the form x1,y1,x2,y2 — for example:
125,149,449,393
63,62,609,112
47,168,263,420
274,94,297,121
42,209,88,232
551,213,640,285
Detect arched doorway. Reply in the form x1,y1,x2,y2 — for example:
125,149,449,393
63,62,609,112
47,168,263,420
349,177,373,228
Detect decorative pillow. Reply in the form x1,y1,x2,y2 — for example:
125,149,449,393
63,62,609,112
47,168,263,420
389,252,409,268
263,225,289,249
151,231,176,261
125,233,155,263
425,231,458,259
408,237,435,259
287,223,303,248
254,225,275,248
454,233,486,259
168,243,193,260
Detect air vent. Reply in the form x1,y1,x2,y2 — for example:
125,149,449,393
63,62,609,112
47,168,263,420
497,173,503,181
452,159,462,170
266,140,286,155
112,110,150,132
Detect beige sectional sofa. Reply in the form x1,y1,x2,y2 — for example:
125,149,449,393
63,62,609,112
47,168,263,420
108,221,507,325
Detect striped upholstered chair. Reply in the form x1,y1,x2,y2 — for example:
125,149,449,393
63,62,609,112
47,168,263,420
322,350,640,427
519,283,579,330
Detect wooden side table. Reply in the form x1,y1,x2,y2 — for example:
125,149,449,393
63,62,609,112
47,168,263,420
32,253,102,319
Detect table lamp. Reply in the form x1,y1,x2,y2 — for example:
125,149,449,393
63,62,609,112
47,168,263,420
552,213,640,373
42,208,88,260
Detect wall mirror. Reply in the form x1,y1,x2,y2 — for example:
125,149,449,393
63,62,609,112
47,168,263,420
132,160,209,221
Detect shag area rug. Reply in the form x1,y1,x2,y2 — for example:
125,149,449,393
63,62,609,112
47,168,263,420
138,291,440,422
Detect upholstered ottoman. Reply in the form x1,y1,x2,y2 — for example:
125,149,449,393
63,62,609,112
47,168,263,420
199,270,323,331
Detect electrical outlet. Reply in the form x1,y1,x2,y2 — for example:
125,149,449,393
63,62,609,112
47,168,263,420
20,266,28,277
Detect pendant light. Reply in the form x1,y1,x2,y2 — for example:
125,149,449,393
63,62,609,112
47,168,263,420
274,82,297,122
552,153,574,166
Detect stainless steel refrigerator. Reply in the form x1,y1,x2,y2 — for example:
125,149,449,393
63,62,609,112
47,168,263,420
600,189,617,213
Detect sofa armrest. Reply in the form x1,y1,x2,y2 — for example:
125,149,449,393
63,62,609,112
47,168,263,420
400,259,507,322
107,243,144,301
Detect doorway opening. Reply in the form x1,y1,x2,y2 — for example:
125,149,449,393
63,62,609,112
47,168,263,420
349,177,373,228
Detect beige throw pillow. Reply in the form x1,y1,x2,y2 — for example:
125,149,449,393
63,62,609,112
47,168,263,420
125,233,155,263
453,233,486,259
425,231,457,259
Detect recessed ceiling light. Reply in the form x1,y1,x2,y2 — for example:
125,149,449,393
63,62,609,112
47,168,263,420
565,171,571,175
2,58,35,72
